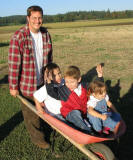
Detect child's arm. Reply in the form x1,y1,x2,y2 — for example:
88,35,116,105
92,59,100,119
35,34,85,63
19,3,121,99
96,64,103,78
95,64,104,82
107,100,118,113
88,106,108,121
34,97,45,114
33,85,48,114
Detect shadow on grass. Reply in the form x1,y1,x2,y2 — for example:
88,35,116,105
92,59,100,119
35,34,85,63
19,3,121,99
0,42,9,47
0,74,8,84
0,111,23,142
105,80,133,160
81,65,97,85
0,107,53,144
81,63,104,87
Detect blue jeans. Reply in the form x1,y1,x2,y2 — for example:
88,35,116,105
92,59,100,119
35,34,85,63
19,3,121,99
44,107,67,123
66,110,92,133
87,112,121,132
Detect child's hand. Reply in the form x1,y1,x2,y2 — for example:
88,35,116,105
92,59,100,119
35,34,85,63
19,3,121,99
36,105,45,114
44,68,53,83
101,114,107,120
96,64,103,77
40,102,45,107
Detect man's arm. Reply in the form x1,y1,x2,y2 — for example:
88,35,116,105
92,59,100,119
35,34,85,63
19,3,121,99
8,36,21,97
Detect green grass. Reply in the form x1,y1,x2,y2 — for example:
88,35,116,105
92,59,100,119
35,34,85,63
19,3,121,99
1,19,133,159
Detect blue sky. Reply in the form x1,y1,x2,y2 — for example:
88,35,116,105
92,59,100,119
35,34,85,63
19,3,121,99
1,0,133,17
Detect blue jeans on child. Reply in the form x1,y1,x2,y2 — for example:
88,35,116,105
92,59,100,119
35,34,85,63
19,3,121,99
66,110,92,133
44,107,66,122
87,112,121,132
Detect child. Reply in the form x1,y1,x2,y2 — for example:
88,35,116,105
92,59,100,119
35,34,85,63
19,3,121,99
33,63,65,121
60,65,104,133
87,80,121,135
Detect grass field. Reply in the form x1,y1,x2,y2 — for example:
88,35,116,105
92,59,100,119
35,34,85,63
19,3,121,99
0,19,133,159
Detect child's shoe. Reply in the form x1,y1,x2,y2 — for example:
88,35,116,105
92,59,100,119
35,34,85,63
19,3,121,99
103,127,110,134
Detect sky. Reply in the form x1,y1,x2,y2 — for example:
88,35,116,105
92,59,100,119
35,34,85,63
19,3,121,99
1,0,133,17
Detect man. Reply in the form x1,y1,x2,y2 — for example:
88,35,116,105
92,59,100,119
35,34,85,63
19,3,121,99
8,6,52,149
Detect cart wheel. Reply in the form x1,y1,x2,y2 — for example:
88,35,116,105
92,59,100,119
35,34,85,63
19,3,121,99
89,143,116,160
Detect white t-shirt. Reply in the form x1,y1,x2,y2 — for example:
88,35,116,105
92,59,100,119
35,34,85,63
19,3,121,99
34,85,62,114
87,94,109,109
74,83,82,96
33,84,82,114
30,31,43,86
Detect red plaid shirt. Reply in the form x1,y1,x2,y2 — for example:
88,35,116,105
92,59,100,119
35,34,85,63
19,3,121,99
8,24,52,96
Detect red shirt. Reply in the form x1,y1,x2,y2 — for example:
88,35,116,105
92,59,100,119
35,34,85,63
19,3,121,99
60,85,88,118
8,24,52,96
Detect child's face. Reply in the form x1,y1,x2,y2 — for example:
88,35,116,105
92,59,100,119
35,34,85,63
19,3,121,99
65,76,81,91
93,91,106,100
53,68,62,83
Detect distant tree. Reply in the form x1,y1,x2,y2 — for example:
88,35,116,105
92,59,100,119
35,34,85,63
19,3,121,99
1,10,133,26
106,9,111,19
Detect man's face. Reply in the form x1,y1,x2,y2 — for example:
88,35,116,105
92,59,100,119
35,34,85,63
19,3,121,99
65,76,80,91
27,11,43,33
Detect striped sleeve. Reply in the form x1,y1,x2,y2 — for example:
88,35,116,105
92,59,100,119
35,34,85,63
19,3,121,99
8,35,21,90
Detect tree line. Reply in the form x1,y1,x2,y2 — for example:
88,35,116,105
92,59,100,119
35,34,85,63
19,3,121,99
1,10,133,26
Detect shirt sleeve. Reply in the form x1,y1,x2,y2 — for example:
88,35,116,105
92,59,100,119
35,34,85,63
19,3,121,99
8,35,21,90
33,85,48,102
87,99,97,108
105,94,109,102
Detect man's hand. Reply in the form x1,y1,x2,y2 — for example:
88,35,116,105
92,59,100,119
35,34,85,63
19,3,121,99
10,89,19,97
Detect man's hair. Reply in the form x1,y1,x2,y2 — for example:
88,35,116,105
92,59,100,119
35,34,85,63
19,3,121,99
27,6,43,17
64,66,81,80
89,81,107,95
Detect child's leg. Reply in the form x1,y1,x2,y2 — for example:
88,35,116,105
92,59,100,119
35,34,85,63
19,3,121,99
114,121,121,136
87,113,102,132
103,112,121,135
66,110,92,133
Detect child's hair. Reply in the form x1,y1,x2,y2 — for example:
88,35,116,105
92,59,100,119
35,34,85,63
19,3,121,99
89,81,107,95
64,66,81,80
42,63,60,83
